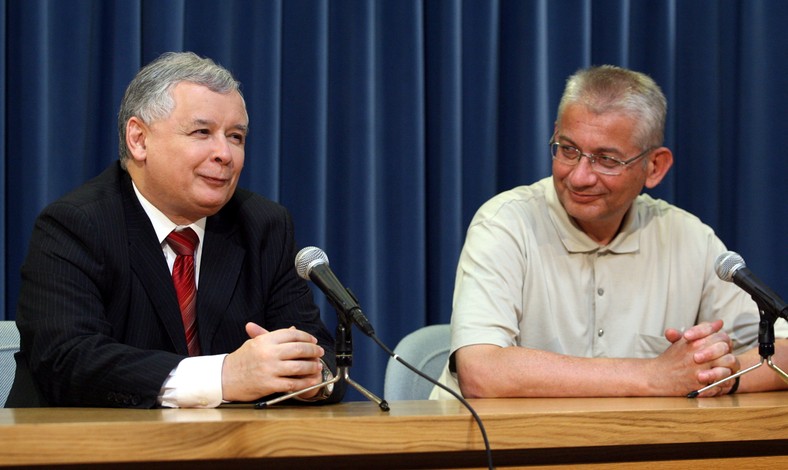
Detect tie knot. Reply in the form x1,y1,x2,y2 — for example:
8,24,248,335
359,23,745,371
167,228,199,256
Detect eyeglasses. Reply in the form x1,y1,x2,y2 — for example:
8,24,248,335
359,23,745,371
549,140,654,176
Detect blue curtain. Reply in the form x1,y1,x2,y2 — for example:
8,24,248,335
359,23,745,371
1,0,786,401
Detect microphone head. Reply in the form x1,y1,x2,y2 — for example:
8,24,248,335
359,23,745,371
295,246,329,280
714,251,746,282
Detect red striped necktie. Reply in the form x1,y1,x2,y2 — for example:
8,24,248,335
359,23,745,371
166,228,201,356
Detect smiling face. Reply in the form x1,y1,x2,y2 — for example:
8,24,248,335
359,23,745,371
552,103,668,245
125,81,248,225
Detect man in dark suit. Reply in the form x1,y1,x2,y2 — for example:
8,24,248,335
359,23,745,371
7,52,343,408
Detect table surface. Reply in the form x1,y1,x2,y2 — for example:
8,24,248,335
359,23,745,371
1,392,786,468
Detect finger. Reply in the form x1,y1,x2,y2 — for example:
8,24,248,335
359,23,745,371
266,327,319,345
664,328,683,344
284,358,324,378
697,365,733,385
267,358,323,384
276,372,325,394
705,353,740,376
693,337,731,364
683,319,723,341
246,322,269,338
276,342,325,361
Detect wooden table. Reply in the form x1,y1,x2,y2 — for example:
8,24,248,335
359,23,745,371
1,392,786,468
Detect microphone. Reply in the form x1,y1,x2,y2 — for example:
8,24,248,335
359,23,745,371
715,251,788,321
295,246,375,336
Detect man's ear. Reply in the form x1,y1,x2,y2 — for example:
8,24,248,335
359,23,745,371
125,117,148,162
644,147,673,189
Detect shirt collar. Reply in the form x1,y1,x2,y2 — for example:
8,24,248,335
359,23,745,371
131,182,206,245
545,178,640,254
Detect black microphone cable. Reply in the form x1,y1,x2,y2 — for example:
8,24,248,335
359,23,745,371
368,333,494,470
295,246,494,469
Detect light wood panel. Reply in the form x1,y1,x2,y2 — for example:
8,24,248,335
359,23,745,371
1,392,786,468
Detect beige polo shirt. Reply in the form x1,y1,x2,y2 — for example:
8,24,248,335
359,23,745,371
431,177,785,398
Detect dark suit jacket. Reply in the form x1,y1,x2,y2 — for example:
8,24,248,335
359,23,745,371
7,162,342,408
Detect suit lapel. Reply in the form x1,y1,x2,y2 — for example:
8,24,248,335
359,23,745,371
197,210,245,354
120,172,190,355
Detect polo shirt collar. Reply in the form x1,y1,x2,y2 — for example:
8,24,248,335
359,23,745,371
545,177,641,254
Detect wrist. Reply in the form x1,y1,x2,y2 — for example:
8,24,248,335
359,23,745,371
728,376,740,394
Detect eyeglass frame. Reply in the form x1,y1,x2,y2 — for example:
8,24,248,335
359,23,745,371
549,137,655,176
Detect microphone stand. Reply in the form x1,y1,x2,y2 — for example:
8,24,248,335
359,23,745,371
256,315,390,411
688,305,788,398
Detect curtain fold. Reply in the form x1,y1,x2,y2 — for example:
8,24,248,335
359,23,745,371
2,0,785,401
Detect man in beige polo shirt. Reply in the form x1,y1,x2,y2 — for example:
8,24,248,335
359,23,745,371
432,65,787,399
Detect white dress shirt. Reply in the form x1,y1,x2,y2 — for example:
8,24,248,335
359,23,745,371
132,183,225,408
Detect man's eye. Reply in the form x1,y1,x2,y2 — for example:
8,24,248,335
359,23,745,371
596,155,621,168
560,145,579,157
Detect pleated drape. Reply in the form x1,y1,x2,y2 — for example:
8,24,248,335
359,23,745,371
1,0,786,400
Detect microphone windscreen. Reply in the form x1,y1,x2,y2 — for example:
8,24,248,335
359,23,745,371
714,251,746,282
295,246,329,280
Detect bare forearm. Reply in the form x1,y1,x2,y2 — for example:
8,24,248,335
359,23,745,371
456,320,742,398
455,345,662,398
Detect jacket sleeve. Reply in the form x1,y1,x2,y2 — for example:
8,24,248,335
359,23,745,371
14,200,182,408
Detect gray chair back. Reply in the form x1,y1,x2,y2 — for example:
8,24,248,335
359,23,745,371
0,321,21,407
384,324,450,400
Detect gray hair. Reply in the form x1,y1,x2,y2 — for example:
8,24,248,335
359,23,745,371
117,51,244,168
556,65,667,149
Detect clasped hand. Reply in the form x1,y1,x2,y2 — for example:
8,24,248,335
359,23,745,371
660,319,740,397
221,322,326,402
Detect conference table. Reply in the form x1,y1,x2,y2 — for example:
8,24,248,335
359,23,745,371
1,392,786,468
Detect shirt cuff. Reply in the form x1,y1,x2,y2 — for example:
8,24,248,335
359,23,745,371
159,354,227,408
